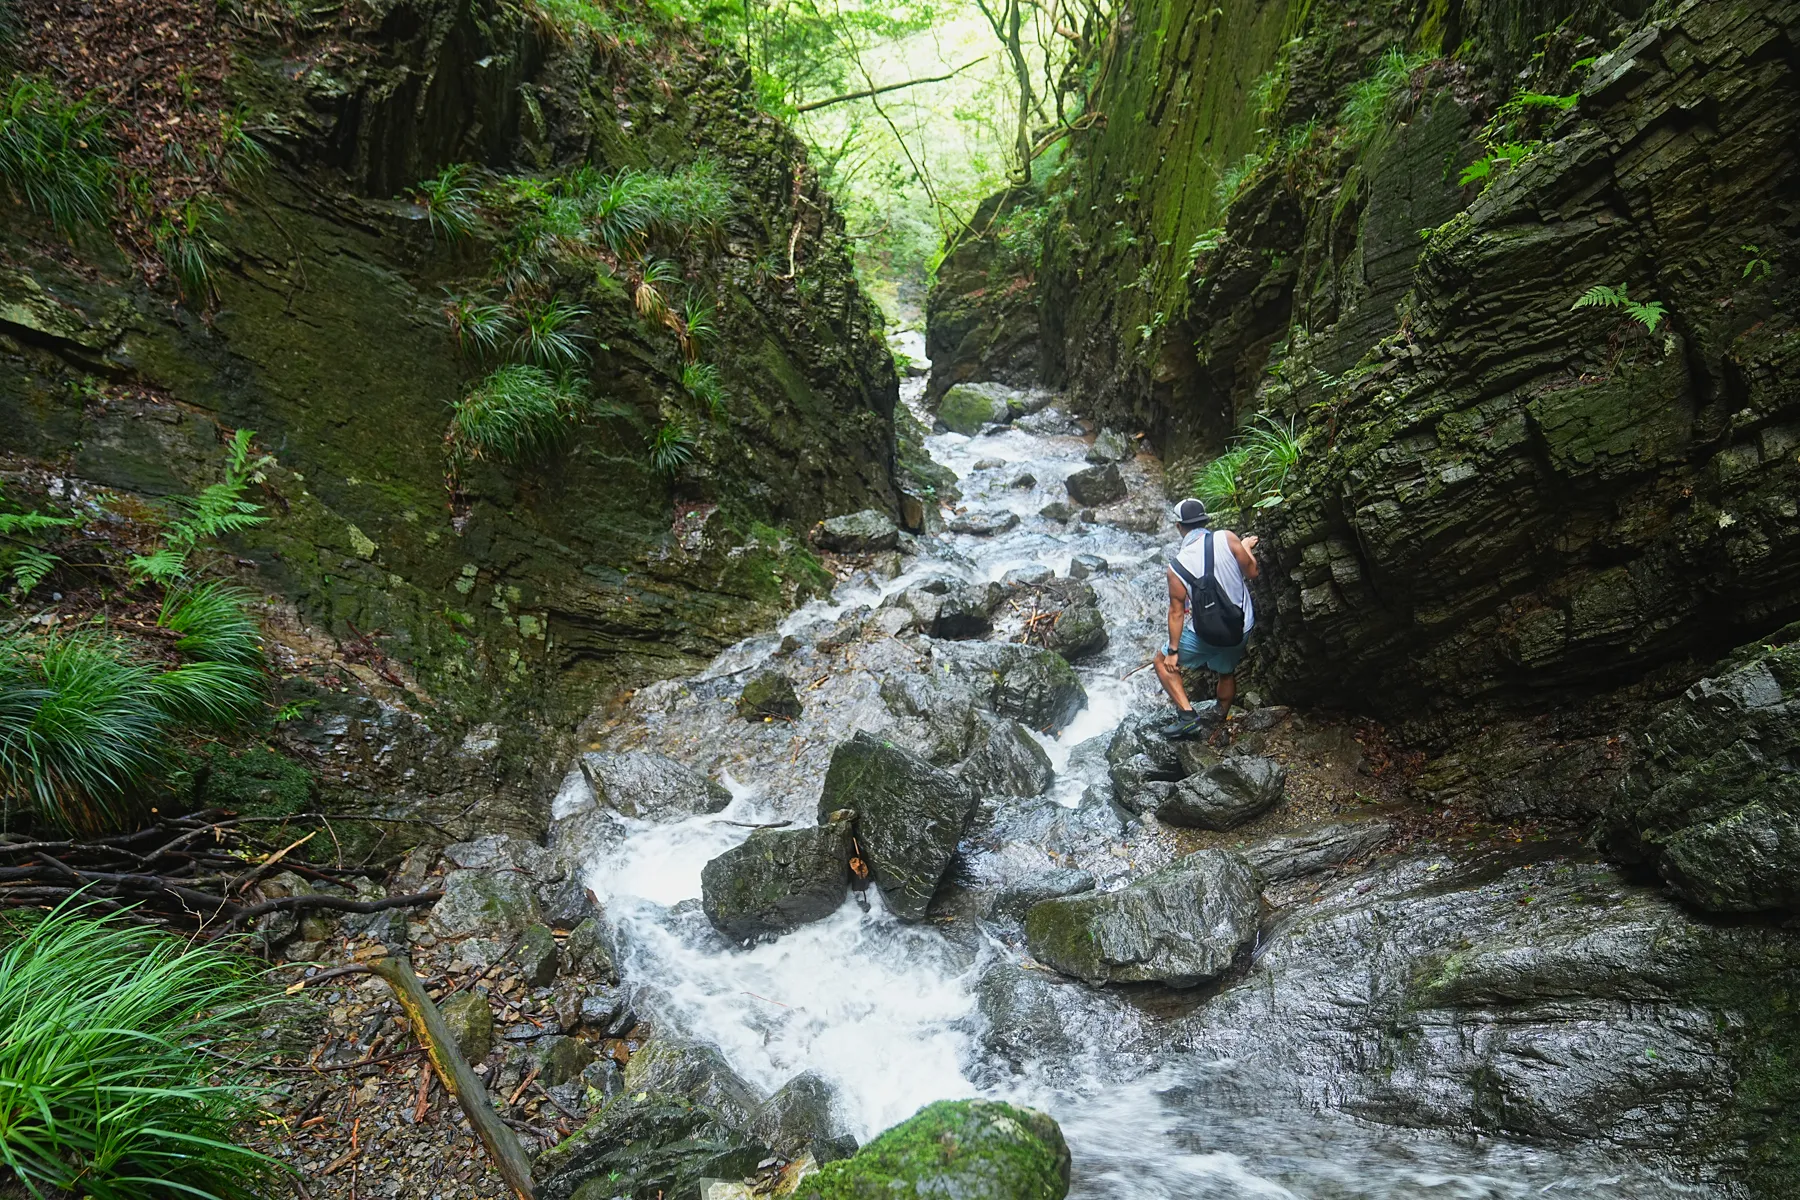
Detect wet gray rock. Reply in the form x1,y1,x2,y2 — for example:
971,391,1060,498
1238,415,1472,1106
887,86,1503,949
990,867,1096,921
700,811,854,941
1001,564,1055,590
878,671,984,765
1087,428,1133,463
1038,501,1073,523
818,732,976,923
535,1035,596,1087
511,923,560,987
444,834,551,877
1603,636,1800,913
949,509,1022,536
1010,472,1037,488
1026,851,1261,987
579,750,732,822
960,718,1054,799
735,670,802,721
814,604,874,652
562,917,617,981
575,985,629,1033
623,1036,764,1132
1114,779,1175,817
989,645,1087,733
817,509,899,554
749,1071,859,1164
438,990,493,1062
1106,710,1184,795
1066,553,1109,579
533,1092,767,1200
1044,603,1108,661
937,383,1014,435
1242,821,1395,882
1158,756,1286,830
430,868,543,939
538,877,601,931
887,576,999,639
1065,463,1126,506
976,962,1082,1067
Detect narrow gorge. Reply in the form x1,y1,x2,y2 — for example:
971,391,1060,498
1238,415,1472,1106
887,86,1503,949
1,0,1796,1199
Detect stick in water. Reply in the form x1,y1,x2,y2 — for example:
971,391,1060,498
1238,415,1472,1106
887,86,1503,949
369,955,537,1200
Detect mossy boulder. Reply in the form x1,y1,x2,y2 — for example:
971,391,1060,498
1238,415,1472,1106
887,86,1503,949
936,384,1011,436
796,1099,1070,1200
700,811,854,941
533,1092,767,1200
817,732,975,923
817,510,900,554
736,670,803,722
989,645,1087,733
438,990,493,1063
429,869,543,938
1026,850,1261,987
1602,631,1800,913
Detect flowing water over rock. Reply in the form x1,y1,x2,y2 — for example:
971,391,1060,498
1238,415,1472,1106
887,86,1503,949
548,363,1792,1198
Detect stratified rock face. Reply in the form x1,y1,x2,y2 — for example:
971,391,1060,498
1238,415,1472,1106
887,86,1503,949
1159,756,1287,830
701,812,854,940
1026,850,1262,986
1603,633,1800,914
818,732,975,922
0,0,900,769
796,1099,1071,1200
580,751,731,822
818,510,900,554
924,187,1044,405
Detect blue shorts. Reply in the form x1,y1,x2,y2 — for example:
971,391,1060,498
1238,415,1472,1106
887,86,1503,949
1178,626,1249,674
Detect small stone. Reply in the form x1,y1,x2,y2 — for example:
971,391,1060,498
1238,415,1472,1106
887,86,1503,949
1067,553,1109,579
1001,564,1055,590
1010,472,1037,488
817,509,900,554
1038,501,1073,523
1086,428,1133,463
511,923,560,987
735,670,802,721
1159,756,1287,830
439,991,493,1062
577,985,629,1030
1065,463,1126,506
948,509,1021,536
972,458,1006,470
563,917,617,981
539,877,601,931
534,1035,597,1087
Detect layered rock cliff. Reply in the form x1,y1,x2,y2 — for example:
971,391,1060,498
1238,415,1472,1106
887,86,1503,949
1,0,900,822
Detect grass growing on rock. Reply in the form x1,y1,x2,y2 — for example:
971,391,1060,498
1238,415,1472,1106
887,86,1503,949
0,900,281,1200
0,75,114,234
450,365,588,464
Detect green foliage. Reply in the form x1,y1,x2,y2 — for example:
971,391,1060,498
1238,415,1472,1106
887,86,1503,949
153,194,226,303
1338,48,1431,146
681,361,726,418
1457,140,1540,188
0,635,166,833
129,429,272,585
509,296,591,368
1572,282,1667,334
0,487,76,598
1508,90,1578,113
0,76,115,235
1183,226,1224,276
994,200,1049,271
445,293,516,360
523,0,647,46
450,365,587,464
1191,414,1308,525
678,295,715,360
1192,448,1253,526
214,109,271,188
649,417,697,476
151,584,264,729
414,162,479,241
632,256,682,320
0,900,280,1199
1742,245,1772,281
1213,151,1265,207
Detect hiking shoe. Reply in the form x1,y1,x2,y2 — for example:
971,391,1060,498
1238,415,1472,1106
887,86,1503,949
1161,709,1205,739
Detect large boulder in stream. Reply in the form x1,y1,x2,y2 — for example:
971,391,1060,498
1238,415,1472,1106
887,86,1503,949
1026,850,1261,987
959,719,1054,799
750,1071,859,1164
988,645,1086,733
579,750,731,822
796,1099,1070,1200
1602,633,1800,913
817,510,900,554
885,576,1000,639
1157,755,1286,830
701,811,854,941
533,1091,767,1200
1064,463,1126,506
818,732,975,922
621,1037,763,1131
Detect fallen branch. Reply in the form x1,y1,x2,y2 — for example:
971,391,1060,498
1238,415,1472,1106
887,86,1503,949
794,57,987,112
369,955,537,1200
225,890,444,931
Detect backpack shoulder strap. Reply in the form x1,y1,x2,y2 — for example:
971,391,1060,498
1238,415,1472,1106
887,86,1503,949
1170,553,1200,593
1202,529,1216,579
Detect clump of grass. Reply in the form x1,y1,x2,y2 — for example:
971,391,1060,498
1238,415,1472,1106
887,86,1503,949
1213,150,1265,208
509,296,590,368
151,583,264,729
0,899,281,1199
676,295,715,361
523,0,646,46
1191,414,1308,526
449,364,586,463
649,417,697,476
1192,447,1254,527
0,634,166,834
445,292,516,360
414,162,479,241
153,194,226,304
1338,48,1432,145
0,76,115,235
682,361,725,418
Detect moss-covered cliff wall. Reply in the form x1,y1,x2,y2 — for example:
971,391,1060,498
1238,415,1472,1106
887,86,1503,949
1,0,899,750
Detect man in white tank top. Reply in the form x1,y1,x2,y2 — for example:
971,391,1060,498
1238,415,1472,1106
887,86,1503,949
1154,497,1260,738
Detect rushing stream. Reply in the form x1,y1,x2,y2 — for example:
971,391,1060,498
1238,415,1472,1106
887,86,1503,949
552,346,1725,1198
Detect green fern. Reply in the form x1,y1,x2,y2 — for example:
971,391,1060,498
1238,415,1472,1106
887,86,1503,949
0,505,74,596
1572,282,1667,333
129,429,271,583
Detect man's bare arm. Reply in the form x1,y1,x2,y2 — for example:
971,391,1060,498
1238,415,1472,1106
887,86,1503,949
1226,532,1261,580
1165,568,1188,652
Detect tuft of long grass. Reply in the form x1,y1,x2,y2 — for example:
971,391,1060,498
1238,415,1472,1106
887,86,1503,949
1241,413,1303,497
445,292,517,360
0,76,115,235
509,296,591,368
649,417,697,476
0,635,166,833
1213,150,1265,208
414,162,479,241
1192,447,1253,527
681,361,725,419
450,364,586,463
152,584,264,729
1338,47,1432,146
154,194,226,303
0,900,281,1200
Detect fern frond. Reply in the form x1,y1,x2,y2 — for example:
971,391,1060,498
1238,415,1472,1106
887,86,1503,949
1572,283,1628,311
127,548,188,585
1627,299,1667,334
11,548,59,594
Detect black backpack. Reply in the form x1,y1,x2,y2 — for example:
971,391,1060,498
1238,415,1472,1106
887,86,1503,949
1171,532,1245,647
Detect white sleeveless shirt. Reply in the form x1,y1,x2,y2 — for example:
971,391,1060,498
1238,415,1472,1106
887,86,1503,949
1174,529,1254,635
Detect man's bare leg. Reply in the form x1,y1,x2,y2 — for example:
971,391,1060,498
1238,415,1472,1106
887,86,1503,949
1153,650,1192,711
1214,673,1236,716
